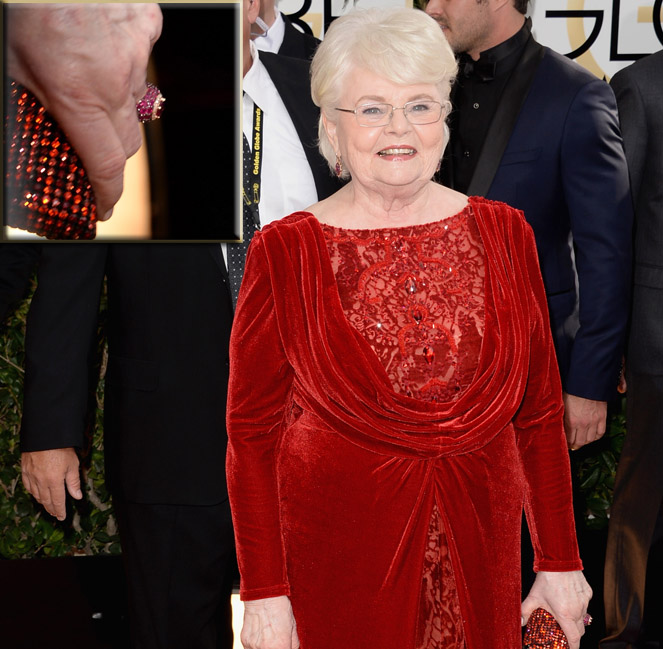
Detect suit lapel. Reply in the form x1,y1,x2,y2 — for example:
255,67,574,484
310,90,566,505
467,37,546,197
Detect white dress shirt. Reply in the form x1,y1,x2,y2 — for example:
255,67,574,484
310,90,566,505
254,10,286,54
224,42,318,264
242,41,318,227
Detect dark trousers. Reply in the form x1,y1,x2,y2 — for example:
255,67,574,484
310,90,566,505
114,498,238,649
602,372,663,649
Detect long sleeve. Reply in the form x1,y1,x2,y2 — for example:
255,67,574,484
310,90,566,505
610,68,647,206
0,243,40,322
21,244,108,451
513,225,582,572
562,79,632,401
226,234,295,600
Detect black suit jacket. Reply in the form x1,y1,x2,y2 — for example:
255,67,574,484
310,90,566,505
21,244,233,505
445,36,632,401
278,14,320,60
602,52,663,646
610,50,663,376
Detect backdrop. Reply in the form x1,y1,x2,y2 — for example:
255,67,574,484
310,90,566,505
280,0,663,78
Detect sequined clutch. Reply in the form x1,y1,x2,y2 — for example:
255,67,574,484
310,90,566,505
523,608,569,648
4,80,97,239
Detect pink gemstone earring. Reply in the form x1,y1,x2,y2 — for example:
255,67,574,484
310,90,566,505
335,154,343,178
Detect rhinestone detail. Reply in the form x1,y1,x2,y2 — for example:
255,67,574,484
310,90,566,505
5,81,97,239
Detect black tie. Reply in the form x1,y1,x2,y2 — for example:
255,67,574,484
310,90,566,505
227,133,260,309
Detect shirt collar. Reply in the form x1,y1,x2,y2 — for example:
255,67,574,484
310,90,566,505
465,17,531,79
255,10,286,54
481,17,530,64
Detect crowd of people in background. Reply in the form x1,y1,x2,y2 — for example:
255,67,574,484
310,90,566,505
1,1,661,649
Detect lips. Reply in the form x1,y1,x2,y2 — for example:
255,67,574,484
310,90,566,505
378,147,416,157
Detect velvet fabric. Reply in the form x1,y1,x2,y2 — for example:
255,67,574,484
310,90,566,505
226,197,582,649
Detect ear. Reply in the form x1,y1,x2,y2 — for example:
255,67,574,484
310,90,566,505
322,111,339,156
247,0,260,25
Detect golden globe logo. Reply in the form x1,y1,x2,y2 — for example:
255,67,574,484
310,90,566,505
530,0,663,79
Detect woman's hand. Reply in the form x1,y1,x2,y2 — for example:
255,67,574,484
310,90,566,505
521,570,592,649
241,595,300,649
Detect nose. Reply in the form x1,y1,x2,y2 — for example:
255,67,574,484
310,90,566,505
424,0,443,16
386,107,411,134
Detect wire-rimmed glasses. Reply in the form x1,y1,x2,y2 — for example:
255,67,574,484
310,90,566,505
335,100,443,127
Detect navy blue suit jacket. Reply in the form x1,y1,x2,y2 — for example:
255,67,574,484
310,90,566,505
447,39,632,401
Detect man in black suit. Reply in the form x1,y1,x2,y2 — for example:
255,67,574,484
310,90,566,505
19,1,339,647
242,0,339,230
21,244,237,649
602,50,663,649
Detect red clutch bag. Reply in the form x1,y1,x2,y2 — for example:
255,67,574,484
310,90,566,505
523,608,569,648
4,80,97,239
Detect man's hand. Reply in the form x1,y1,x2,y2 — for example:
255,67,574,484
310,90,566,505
21,448,82,521
563,392,608,450
6,3,163,220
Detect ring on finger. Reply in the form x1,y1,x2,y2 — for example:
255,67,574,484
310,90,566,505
136,83,165,122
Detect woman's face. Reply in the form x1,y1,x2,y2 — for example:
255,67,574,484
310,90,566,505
324,67,446,193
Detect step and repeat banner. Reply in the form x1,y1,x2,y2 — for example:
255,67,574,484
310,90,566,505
280,0,663,79
530,0,662,78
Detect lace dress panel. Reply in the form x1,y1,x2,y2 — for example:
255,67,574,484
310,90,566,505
416,504,467,649
322,209,485,402
322,208,485,649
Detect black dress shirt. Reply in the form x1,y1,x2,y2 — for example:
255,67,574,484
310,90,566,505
449,19,531,193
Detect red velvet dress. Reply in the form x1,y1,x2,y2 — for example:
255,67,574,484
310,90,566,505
323,210,485,648
226,197,582,649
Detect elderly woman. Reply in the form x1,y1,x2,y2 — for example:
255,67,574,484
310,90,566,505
227,8,591,649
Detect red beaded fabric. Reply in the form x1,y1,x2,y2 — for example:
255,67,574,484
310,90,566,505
523,608,570,648
4,80,97,239
322,207,485,648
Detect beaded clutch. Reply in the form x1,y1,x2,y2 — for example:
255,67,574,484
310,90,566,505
4,80,97,239
523,608,569,648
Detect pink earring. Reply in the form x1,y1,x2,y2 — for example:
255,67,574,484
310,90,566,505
335,154,343,178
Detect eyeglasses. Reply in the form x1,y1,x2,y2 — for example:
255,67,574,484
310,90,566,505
335,100,443,127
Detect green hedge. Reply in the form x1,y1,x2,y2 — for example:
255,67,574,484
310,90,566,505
576,401,626,531
0,281,120,559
